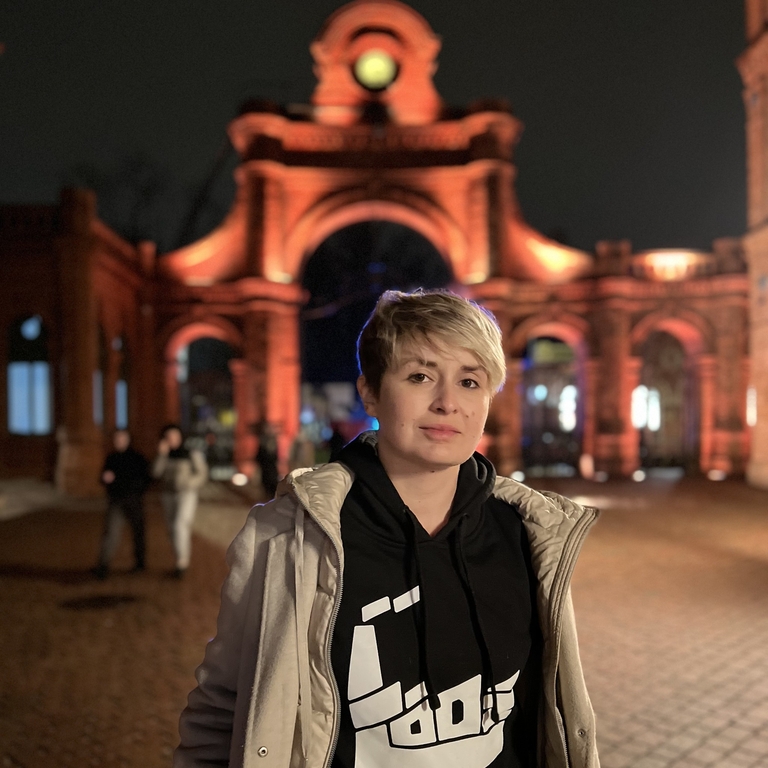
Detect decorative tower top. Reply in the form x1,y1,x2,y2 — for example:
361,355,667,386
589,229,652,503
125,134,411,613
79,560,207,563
310,0,443,126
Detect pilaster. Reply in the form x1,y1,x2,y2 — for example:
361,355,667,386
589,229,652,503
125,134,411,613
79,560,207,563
54,189,103,496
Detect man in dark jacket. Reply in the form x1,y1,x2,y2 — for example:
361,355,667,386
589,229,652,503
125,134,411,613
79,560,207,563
93,429,150,579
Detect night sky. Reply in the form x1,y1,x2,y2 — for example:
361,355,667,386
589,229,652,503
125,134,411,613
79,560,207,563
1,0,747,254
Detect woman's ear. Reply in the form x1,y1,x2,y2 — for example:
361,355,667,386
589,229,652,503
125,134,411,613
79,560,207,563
357,375,378,418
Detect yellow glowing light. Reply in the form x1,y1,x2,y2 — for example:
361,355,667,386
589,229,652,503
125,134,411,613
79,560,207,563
525,236,577,274
633,250,713,281
644,252,696,280
354,49,397,90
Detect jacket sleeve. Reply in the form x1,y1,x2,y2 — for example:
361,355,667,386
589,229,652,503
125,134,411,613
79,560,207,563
174,510,262,767
186,450,209,490
557,589,600,768
151,453,168,480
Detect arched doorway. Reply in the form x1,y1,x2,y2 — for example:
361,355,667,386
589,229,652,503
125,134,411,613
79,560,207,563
633,331,698,471
177,337,237,471
300,220,452,441
521,337,581,475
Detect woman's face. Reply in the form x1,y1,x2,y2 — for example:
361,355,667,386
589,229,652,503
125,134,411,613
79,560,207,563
358,339,491,477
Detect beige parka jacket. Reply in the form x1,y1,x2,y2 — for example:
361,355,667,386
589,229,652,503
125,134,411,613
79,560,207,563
175,461,600,768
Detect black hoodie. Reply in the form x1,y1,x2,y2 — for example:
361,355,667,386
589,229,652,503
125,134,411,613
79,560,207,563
330,435,541,768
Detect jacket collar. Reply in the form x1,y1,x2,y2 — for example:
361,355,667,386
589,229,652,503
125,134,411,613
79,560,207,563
283,457,598,567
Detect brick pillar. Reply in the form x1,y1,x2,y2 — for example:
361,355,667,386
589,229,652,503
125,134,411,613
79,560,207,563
263,307,301,475
711,304,749,474
487,358,523,476
133,295,160,459
241,284,304,477
54,189,103,496
229,358,257,477
623,356,642,473
581,358,599,464
104,342,120,436
697,354,717,473
163,358,180,423
593,307,637,475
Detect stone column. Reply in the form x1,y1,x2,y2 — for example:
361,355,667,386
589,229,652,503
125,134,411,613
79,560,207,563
711,303,749,474
697,354,717,474
263,308,301,475
229,358,257,477
623,356,643,473
104,341,120,436
580,358,600,467
163,357,181,424
592,307,636,475
242,282,304,477
54,189,103,496
133,297,160,458
487,358,524,476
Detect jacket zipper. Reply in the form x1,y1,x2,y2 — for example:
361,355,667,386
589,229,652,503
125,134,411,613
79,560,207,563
322,548,343,768
547,504,599,768
296,499,344,768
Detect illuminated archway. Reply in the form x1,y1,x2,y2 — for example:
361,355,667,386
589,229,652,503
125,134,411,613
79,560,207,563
284,192,470,283
161,318,243,446
507,316,589,473
630,313,710,473
299,219,452,435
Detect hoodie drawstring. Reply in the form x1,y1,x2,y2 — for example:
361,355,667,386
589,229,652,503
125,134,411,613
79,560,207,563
456,515,500,724
294,505,312,760
405,511,442,712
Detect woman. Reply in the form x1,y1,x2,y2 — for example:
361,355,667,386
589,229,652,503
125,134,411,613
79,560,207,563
152,424,207,578
175,290,600,767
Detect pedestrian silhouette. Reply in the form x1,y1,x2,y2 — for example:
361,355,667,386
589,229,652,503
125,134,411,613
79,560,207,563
256,421,279,498
151,424,208,578
92,429,150,579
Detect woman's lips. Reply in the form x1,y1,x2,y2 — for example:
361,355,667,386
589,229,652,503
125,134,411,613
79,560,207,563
420,425,460,439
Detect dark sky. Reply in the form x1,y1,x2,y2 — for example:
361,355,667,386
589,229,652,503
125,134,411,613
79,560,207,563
1,0,747,253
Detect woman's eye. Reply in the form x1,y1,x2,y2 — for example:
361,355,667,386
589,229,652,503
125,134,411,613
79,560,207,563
409,373,428,383
461,379,480,389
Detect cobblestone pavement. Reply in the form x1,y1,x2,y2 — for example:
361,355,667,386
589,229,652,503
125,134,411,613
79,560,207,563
1,477,768,768
540,476,768,768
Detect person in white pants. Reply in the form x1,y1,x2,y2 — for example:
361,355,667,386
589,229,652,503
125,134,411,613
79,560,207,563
152,425,208,578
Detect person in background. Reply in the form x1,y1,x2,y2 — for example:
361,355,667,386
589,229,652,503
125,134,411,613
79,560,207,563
328,422,347,462
255,421,279,498
175,290,600,768
288,428,317,472
92,429,150,580
152,424,208,579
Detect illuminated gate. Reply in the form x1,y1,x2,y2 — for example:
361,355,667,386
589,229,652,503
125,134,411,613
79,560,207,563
522,338,581,475
144,0,748,479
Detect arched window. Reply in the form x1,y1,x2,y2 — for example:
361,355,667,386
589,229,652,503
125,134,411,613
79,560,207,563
7,315,52,435
93,327,108,427
114,336,129,430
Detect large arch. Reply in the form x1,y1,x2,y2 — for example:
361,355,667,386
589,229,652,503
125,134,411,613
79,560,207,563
506,313,591,359
284,190,467,283
630,311,715,473
160,316,243,427
630,310,714,357
489,313,590,476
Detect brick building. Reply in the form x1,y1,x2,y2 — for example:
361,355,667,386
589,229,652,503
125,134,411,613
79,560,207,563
738,0,768,489
0,0,752,494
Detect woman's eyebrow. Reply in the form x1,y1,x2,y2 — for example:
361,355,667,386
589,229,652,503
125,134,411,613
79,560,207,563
400,356,436,368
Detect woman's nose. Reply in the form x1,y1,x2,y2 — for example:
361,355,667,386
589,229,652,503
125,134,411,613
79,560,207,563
430,383,458,413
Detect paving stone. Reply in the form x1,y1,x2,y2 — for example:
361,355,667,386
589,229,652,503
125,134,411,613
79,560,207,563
538,476,768,768
2,477,768,767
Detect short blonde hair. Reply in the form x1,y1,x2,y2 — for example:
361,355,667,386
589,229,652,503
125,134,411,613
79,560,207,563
357,289,506,396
